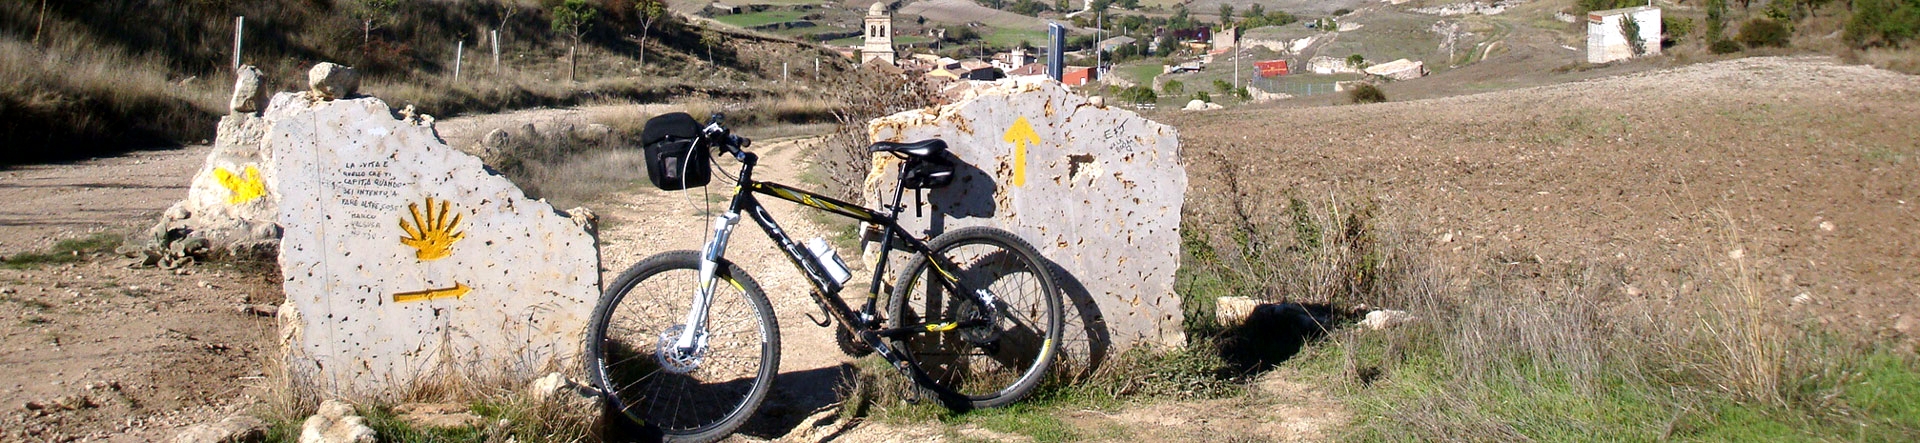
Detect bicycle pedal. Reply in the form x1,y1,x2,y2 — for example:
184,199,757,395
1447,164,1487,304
805,312,832,327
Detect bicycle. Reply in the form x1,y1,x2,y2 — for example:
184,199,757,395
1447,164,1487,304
585,112,1065,442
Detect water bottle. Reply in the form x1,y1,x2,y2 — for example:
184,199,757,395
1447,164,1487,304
806,237,852,286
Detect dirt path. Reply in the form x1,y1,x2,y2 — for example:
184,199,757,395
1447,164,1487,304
590,136,868,440
435,106,875,439
1,147,282,442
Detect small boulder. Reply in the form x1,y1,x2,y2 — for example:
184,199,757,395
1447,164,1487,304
1214,296,1261,327
1359,309,1416,330
230,65,269,114
307,63,361,100
299,400,376,443
172,415,269,443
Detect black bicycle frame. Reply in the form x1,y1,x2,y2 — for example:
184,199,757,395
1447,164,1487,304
718,150,977,337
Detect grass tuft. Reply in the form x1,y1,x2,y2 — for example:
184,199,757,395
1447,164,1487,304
0,233,123,269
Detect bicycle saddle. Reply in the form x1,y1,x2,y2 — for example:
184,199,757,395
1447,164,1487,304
868,139,948,158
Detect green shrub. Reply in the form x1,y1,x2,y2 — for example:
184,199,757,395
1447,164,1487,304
1194,91,1212,103
1710,39,1744,54
1347,83,1386,104
1846,0,1920,47
1664,16,1695,44
1119,85,1157,104
1162,79,1185,96
1737,18,1792,48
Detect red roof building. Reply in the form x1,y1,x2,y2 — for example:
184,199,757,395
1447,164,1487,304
1255,60,1289,77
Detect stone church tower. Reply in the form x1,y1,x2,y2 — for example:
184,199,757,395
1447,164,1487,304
861,2,896,65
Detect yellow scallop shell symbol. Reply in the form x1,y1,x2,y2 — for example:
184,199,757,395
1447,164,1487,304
398,197,465,261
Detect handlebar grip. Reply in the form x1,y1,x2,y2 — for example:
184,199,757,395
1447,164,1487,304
732,135,751,149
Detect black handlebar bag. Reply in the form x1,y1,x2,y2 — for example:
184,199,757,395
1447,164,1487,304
642,112,710,191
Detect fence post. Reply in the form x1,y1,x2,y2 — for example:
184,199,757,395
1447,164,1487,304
33,0,47,46
232,16,244,72
491,29,500,72
454,40,464,83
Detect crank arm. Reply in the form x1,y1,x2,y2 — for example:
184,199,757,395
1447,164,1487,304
874,319,992,339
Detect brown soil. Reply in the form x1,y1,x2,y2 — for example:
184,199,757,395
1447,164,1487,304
1169,56,1920,342
0,147,283,442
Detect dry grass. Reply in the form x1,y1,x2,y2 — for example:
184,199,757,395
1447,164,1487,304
0,38,223,164
1179,179,1920,440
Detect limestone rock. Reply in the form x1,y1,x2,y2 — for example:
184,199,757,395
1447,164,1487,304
1359,309,1416,330
299,400,376,443
171,415,268,443
1245,87,1292,103
1182,100,1223,111
230,65,268,114
1214,296,1261,327
307,63,360,100
863,78,1188,357
140,94,281,263
269,92,600,397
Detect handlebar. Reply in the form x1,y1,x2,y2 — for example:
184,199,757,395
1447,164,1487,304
700,114,751,159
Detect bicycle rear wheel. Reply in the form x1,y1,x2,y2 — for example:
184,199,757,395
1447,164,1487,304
887,226,1062,410
587,250,779,443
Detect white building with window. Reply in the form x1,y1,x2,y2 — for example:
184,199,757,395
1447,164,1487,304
1587,6,1662,64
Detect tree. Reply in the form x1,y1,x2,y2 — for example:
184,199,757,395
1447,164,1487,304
635,0,667,68
1346,53,1366,68
551,0,597,82
1247,4,1265,22
1218,4,1234,26
1170,5,1191,30
1620,14,1645,56
700,28,723,64
349,0,400,48
1154,33,1177,56
1706,0,1728,41
1118,0,1140,9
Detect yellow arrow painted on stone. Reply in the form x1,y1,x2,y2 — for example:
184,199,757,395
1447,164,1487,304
1003,117,1040,187
392,282,471,303
213,165,267,205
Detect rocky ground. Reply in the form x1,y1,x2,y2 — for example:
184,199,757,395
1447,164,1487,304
0,147,283,442
1170,56,1920,343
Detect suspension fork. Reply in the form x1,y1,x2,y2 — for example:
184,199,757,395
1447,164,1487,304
677,209,741,352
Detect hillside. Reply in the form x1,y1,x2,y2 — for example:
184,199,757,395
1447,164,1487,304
1165,56,1920,439
0,0,847,165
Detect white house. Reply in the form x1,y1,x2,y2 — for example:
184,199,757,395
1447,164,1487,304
1587,6,1662,64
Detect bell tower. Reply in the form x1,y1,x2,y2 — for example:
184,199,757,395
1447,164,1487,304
861,2,896,65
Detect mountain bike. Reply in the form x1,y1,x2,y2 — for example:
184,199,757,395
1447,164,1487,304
585,112,1064,442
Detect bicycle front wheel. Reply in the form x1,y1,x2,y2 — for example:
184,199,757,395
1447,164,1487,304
587,250,779,443
888,226,1063,410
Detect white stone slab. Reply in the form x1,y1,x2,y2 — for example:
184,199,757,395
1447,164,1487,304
268,93,600,397
862,79,1188,367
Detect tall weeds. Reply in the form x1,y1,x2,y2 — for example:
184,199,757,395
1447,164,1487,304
1181,150,1920,440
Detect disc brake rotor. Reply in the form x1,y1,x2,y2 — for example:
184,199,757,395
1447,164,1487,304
656,325,708,374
